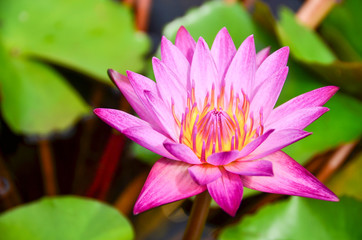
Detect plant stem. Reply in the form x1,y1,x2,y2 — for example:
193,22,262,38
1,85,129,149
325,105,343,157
296,0,339,29
39,139,57,196
182,191,211,240
73,84,104,194
317,141,358,182
113,170,148,215
135,0,152,32
86,132,125,200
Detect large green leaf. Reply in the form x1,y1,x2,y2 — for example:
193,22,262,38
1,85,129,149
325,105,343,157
277,7,336,64
163,1,278,52
219,196,362,240
320,0,362,60
0,44,89,135
0,0,149,82
276,7,362,99
0,196,134,240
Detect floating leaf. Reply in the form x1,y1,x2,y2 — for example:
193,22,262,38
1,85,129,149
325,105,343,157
163,1,278,51
276,7,362,99
320,0,362,60
277,7,336,63
0,44,89,135
0,0,150,82
0,196,134,240
219,196,362,240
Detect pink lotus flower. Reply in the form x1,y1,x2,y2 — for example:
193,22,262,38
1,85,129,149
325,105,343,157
95,27,339,216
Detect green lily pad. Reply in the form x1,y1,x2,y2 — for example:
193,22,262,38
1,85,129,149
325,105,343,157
0,44,89,135
277,7,336,64
163,1,279,50
276,7,362,99
219,196,362,240
0,0,150,82
0,196,134,240
320,0,362,60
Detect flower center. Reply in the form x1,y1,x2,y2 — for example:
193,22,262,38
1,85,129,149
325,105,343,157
172,85,264,161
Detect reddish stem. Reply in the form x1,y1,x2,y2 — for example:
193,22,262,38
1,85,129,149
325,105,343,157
86,132,126,200
182,191,211,240
39,140,57,196
317,141,358,182
113,170,149,215
296,0,339,29
73,84,104,194
135,0,153,32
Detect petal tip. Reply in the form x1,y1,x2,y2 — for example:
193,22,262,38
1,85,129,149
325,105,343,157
177,25,187,33
125,70,133,78
330,195,340,202
328,85,340,94
246,34,255,41
197,36,208,46
151,56,161,65
133,202,144,215
107,68,116,78
93,108,105,117
161,36,172,48
223,204,238,217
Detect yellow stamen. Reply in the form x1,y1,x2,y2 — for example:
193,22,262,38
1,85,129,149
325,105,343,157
173,87,263,160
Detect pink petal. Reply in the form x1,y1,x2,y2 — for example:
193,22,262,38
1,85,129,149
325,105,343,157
207,169,243,216
267,86,339,125
108,70,160,128
134,158,206,214
127,70,158,99
246,129,311,160
255,46,289,88
175,26,196,63
144,90,179,141
126,70,164,132
235,129,274,158
266,107,329,131
256,47,270,68
152,57,187,117
207,130,274,166
163,140,201,164
123,126,176,160
94,109,175,159
224,35,256,98
211,27,236,83
160,36,190,89
94,108,150,131
241,151,339,201
225,160,273,176
191,37,218,106
251,67,289,119
207,150,245,166
188,164,222,185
